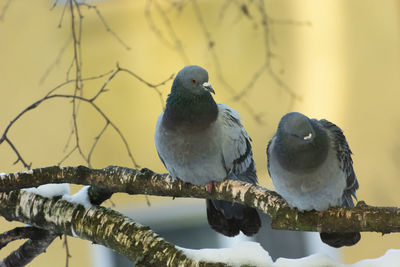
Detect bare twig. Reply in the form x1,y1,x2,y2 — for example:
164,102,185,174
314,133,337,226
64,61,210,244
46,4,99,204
69,0,85,165
192,0,266,124
0,0,13,21
89,68,121,102
0,71,114,170
39,36,72,85
218,0,236,22
57,146,77,166
145,0,190,65
87,122,109,167
50,0,61,10
0,229,57,267
229,0,301,107
268,17,312,26
0,62,172,172
118,65,174,109
62,235,71,267
57,2,69,28
80,3,131,50
4,138,31,169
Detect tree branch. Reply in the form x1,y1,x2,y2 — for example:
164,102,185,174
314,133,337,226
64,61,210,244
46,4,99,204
1,166,399,234
0,228,58,267
0,190,228,267
0,226,49,250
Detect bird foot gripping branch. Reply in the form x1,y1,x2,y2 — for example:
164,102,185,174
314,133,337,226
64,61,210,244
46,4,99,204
207,181,218,193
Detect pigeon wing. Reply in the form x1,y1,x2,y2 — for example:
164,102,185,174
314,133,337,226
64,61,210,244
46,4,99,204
319,119,359,207
217,104,257,184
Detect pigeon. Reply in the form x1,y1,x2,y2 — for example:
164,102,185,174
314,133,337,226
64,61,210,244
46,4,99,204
266,112,360,248
155,65,261,237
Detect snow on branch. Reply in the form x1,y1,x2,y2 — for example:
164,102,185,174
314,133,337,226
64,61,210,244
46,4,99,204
0,190,229,266
1,166,400,234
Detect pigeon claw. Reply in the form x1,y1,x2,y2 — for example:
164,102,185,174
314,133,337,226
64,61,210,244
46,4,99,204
208,181,218,193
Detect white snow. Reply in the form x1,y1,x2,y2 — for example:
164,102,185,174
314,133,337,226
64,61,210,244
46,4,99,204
303,232,340,261
62,186,92,209
180,241,273,266
22,183,92,208
274,253,338,267
71,226,79,238
22,183,70,198
180,241,400,267
352,249,400,267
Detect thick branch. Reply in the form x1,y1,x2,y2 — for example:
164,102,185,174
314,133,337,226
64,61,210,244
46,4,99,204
1,166,400,234
0,230,57,267
0,190,227,267
0,226,49,249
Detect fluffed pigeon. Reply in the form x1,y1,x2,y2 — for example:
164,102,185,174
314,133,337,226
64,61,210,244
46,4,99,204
155,65,261,237
266,112,360,248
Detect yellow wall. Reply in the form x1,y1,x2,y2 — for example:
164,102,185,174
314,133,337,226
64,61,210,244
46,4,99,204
1,0,400,265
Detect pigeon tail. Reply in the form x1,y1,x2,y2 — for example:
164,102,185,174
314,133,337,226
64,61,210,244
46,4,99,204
206,199,261,237
320,198,360,248
320,232,361,248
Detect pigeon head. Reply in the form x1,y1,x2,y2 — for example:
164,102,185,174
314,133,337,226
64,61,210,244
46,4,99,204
163,65,218,132
173,65,215,95
274,112,329,173
279,112,316,142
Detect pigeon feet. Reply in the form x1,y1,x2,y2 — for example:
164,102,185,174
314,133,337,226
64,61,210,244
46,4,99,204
208,181,218,193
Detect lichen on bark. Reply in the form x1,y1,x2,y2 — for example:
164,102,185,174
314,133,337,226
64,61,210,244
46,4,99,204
1,166,400,265
0,190,232,266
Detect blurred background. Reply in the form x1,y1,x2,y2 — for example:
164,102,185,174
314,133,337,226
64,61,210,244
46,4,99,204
1,0,400,266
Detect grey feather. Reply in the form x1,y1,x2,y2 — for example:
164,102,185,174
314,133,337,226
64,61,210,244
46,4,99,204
318,119,359,207
155,65,261,237
267,112,360,247
155,103,256,186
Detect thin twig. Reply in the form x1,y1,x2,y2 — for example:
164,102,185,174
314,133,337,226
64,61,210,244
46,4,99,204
0,70,114,170
192,0,265,123
87,122,109,167
57,146,77,166
56,1,69,28
118,65,174,109
4,138,31,169
62,235,71,267
50,0,61,10
0,0,13,21
69,0,86,165
145,0,190,64
268,17,312,26
80,3,131,50
39,36,72,85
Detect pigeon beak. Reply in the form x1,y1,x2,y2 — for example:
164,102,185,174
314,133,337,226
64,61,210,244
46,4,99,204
203,82,215,94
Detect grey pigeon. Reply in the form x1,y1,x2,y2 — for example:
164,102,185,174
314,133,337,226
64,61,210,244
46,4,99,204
155,65,261,237
266,112,360,248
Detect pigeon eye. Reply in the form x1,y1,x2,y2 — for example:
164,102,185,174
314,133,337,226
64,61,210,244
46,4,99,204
192,79,196,84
